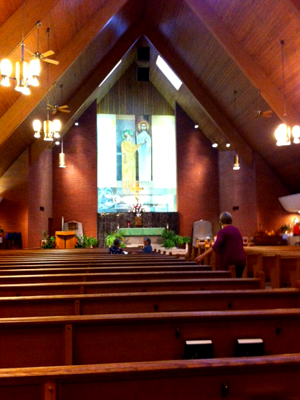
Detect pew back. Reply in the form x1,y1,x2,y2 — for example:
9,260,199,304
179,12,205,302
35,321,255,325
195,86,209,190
0,309,298,368
0,355,300,400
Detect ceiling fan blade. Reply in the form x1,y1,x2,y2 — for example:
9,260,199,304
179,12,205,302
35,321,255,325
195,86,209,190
58,105,69,109
261,110,273,119
41,50,55,58
51,110,57,115
24,48,35,56
60,109,71,113
43,58,59,65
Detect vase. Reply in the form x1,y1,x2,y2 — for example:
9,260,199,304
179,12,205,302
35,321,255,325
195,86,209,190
134,215,143,227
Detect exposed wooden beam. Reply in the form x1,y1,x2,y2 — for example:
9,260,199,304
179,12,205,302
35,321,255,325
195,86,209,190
287,0,300,14
184,0,300,126
145,28,253,167
29,20,145,165
0,0,131,148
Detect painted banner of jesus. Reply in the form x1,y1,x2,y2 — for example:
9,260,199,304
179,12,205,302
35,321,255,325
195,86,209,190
136,120,152,181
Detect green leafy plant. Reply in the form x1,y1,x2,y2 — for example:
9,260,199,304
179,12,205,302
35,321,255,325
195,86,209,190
161,229,191,248
86,236,98,248
105,231,126,248
76,235,98,248
41,230,55,249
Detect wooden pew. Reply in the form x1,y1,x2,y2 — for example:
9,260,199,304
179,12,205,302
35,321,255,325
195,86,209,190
0,259,198,268
245,250,300,288
0,264,212,275
0,308,298,368
0,288,298,318
0,270,233,284
0,275,264,296
0,355,300,400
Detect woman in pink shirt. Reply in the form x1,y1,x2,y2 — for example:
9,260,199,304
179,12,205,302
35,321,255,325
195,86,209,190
195,212,245,278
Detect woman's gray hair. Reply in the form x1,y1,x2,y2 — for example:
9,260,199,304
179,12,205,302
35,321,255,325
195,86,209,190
219,212,233,225
143,237,151,244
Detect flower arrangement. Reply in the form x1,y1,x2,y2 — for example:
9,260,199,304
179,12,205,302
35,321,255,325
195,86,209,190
129,202,145,217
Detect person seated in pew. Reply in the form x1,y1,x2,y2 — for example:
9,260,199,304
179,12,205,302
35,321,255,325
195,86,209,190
195,211,245,278
131,237,153,254
109,238,126,254
142,237,153,253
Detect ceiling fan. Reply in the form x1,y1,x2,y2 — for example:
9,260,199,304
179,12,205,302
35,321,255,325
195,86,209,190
47,103,70,115
253,110,273,119
25,22,59,65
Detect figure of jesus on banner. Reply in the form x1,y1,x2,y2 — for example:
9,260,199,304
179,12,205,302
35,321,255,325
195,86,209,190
136,120,152,182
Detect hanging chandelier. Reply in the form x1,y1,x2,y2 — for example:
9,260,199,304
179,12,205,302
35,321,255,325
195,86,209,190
33,117,61,140
274,40,300,146
0,0,34,94
0,13,58,94
32,29,61,141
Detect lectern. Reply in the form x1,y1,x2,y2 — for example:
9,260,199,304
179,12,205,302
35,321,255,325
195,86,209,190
55,231,77,249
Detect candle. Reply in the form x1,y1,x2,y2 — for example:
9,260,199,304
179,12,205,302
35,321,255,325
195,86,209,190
62,216,64,231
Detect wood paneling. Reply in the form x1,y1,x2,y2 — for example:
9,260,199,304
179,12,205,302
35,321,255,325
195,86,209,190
98,63,174,115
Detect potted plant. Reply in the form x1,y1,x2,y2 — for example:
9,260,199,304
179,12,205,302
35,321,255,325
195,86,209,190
86,236,98,248
41,230,55,249
105,230,126,248
161,229,191,248
75,235,98,248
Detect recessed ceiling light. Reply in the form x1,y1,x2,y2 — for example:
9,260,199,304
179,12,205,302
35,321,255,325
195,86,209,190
226,143,231,148
74,121,79,126
156,55,182,90
212,143,218,148
194,124,199,129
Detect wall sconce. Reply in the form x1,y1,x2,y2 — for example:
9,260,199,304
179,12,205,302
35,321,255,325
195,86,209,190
233,153,240,170
59,140,66,168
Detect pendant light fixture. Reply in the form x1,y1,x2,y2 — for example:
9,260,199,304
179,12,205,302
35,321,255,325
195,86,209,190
59,140,66,168
233,153,240,170
232,90,240,170
274,40,300,146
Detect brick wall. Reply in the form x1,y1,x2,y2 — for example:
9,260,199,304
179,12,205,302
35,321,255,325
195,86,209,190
0,150,29,249
52,101,98,238
255,153,294,233
28,149,53,248
219,151,257,237
176,104,220,237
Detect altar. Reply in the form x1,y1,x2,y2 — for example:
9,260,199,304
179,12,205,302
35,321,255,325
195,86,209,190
119,227,164,246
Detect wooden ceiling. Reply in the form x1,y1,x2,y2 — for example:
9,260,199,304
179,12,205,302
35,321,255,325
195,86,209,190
0,0,300,192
